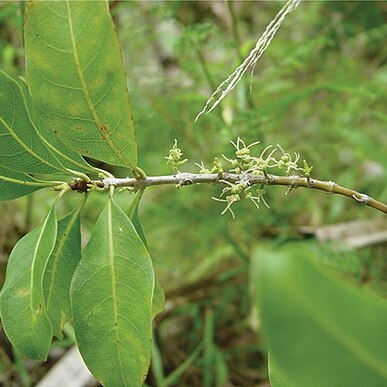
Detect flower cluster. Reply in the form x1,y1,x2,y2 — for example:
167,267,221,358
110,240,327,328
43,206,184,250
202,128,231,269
212,180,270,219
166,137,312,219
200,138,310,218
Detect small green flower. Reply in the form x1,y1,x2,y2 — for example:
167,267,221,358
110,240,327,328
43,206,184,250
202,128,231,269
230,137,260,158
301,160,313,177
165,139,188,173
209,157,224,174
245,187,270,209
195,161,211,174
277,144,300,175
212,193,241,219
220,180,250,196
248,145,278,175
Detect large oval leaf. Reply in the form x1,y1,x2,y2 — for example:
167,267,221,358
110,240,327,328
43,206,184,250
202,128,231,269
0,70,65,174
71,197,154,386
0,205,57,360
252,245,387,387
44,197,84,339
24,0,137,169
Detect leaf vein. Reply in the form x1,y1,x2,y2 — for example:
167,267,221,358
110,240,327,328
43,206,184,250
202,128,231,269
66,1,130,167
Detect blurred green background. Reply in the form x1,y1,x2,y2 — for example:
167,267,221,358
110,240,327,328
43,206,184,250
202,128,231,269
0,1,386,386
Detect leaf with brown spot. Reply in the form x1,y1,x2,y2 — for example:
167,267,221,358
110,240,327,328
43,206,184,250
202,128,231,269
24,1,137,169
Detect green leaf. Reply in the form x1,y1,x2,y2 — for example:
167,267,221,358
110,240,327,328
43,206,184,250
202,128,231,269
24,0,137,169
0,165,48,201
127,190,165,318
127,190,148,249
0,70,66,174
44,197,85,339
152,279,165,318
18,78,96,174
268,352,288,387
0,205,57,360
252,245,387,387
71,197,154,386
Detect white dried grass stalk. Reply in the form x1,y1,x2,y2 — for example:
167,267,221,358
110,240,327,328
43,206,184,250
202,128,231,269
195,0,301,122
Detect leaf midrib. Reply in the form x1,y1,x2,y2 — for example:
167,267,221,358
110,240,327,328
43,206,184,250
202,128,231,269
30,209,52,312
107,199,126,385
0,173,52,187
65,1,129,167
18,80,95,173
45,198,84,312
0,114,63,173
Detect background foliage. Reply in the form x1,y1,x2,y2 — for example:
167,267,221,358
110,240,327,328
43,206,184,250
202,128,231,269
0,1,386,386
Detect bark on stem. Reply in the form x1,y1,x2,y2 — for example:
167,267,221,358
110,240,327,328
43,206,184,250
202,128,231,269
74,172,387,215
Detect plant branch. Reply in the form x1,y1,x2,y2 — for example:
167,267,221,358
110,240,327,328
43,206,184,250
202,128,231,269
70,172,387,215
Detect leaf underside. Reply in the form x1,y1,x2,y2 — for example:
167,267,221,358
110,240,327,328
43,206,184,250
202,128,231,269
253,246,387,387
19,78,96,174
0,206,57,360
0,70,66,175
71,197,154,386
0,165,45,201
24,0,137,169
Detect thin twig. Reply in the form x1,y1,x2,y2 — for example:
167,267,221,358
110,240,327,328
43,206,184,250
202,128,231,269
70,173,387,215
